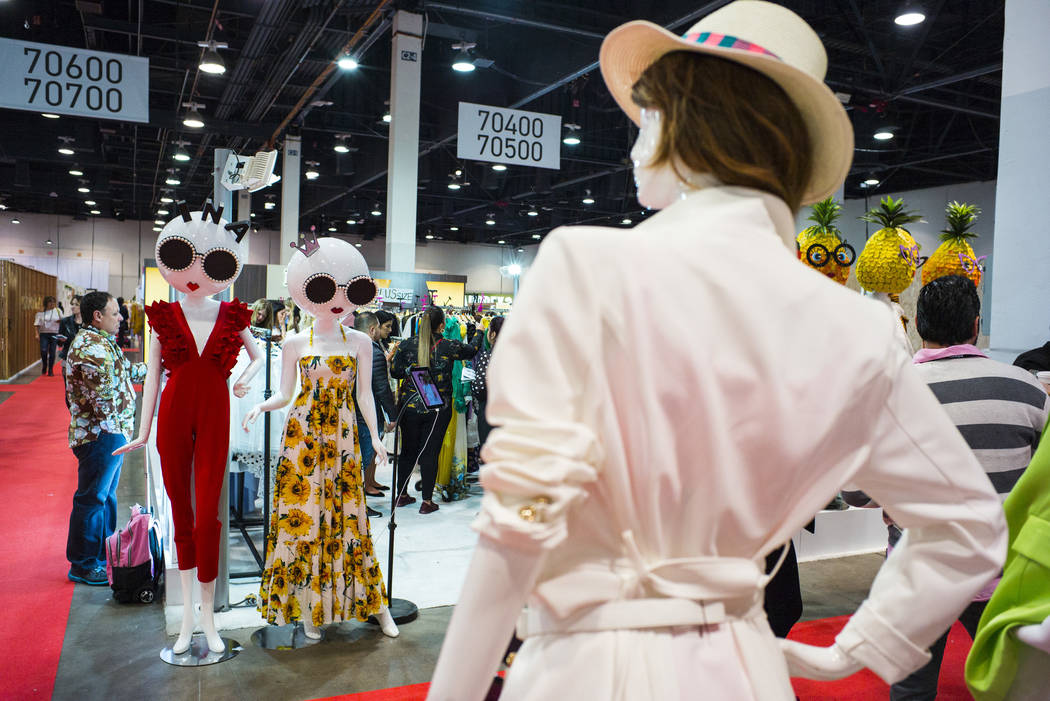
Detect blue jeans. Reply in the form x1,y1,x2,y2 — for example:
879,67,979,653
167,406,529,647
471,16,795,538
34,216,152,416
67,432,126,572
357,413,376,468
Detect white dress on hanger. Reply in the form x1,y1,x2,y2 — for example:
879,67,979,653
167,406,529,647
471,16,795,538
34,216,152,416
475,186,1006,700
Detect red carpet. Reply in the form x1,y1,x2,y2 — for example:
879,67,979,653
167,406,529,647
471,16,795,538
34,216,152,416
788,614,974,699
0,375,78,700
311,617,974,701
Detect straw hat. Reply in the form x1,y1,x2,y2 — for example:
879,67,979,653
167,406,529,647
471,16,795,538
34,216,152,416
599,0,853,204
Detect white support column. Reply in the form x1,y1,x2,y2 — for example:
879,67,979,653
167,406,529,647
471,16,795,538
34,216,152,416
237,189,252,259
386,10,423,273
987,0,1050,362
281,135,302,265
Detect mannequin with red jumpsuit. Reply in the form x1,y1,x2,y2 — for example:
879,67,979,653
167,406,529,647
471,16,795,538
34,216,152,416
115,201,263,654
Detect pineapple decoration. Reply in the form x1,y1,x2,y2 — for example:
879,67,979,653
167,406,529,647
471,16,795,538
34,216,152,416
922,201,984,287
855,196,924,299
797,197,855,285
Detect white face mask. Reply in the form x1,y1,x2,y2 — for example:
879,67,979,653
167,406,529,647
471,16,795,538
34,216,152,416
630,108,718,211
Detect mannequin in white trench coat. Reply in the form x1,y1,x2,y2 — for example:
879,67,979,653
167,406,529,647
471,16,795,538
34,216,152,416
427,5,1007,700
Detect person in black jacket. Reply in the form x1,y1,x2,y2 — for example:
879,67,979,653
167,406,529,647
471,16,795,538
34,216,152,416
353,313,398,514
58,295,83,389
471,316,505,451
390,306,476,514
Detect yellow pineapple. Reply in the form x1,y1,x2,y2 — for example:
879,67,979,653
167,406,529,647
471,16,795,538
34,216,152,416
797,197,854,285
855,196,923,296
922,201,983,287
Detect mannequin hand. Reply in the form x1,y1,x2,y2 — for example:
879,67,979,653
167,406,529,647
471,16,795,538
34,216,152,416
780,639,863,681
243,405,262,431
232,381,249,398
113,436,149,456
372,437,388,466
1014,616,1050,653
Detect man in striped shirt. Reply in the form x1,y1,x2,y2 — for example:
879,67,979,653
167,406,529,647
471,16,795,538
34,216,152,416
889,275,1049,700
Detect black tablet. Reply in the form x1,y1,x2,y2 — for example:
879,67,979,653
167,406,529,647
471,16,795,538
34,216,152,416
409,367,445,410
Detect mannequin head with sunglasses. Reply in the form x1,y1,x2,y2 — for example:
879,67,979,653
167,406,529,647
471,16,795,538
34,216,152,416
155,205,247,297
286,236,377,320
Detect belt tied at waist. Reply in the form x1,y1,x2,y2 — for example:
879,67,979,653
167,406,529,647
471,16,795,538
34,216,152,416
516,530,789,639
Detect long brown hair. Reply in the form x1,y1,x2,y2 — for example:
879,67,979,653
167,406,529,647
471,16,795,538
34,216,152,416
417,306,445,368
630,52,813,212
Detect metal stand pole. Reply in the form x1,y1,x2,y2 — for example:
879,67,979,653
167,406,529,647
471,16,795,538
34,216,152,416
262,330,272,563
377,404,418,625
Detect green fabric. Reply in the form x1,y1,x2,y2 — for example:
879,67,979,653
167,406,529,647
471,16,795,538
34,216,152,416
966,422,1050,700
443,318,469,413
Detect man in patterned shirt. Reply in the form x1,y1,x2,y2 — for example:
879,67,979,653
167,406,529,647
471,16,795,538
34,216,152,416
65,291,147,585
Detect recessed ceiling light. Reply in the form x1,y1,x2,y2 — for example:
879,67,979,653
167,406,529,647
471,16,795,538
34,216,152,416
355,243,362,248
621,218,633,225
532,234,541,239
157,209,169,215
42,113,60,119
89,209,101,215
165,177,181,185
305,169,320,180
77,186,90,193
497,240,506,245
160,195,174,203
582,196,595,205
425,234,434,240
68,168,83,176
485,218,495,225
895,11,925,26
11,218,21,224
250,213,256,218
492,164,507,172
450,226,459,231
345,219,356,225
863,178,880,186
526,209,539,217
372,208,382,216
154,219,164,225
58,146,74,156
152,226,162,232
873,130,894,141
447,182,461,190
84,199,96,206
264,202,276,210
382,112,391,123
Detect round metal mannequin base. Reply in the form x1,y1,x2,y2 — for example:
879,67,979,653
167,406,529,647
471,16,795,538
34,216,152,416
160,637,242,666
369,597,418,627
251,623,325,650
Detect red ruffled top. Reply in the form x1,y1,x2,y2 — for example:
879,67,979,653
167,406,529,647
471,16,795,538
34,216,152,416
145,299,251,378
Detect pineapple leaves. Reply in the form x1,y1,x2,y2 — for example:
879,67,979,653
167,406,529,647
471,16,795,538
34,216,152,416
939,201,980,241
806,197,843,232
859,195,924,229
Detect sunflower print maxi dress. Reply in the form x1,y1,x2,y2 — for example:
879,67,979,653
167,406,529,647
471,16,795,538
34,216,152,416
259,354,386,627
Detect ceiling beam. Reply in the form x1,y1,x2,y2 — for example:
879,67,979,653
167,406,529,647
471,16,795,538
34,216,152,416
894,63,1002,97
424,2,606,40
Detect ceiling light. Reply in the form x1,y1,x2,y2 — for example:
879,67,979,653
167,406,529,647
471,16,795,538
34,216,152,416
621,218,633,225
157,208,169,215
562,123,581,146
382,112,391,123
58,146,74,156
305,162,320,180
425,234,435,240
265,202,276,210
0,204,6,211
526,208,539,217
345,218,356,224
165,176,181,185
497,239,506,245
532,234,541,240
89,209,101,215
447,181,461,190
328,226,336,232
873,129,895,141
506,263,522,275
250,212,256,218
160,194,174,203
154,219,165,225
77,186,90,193
492,164,507,172
172,145,191,162
152,226,162,232
68,168,83,176
485,217,495,225
355,243,362,247
42,113,59,119
451,42,477,72
863,177,880,186
197,40,228,75
582,190,595,205
336,53,359,70
371,207,382,216
84,199,96,206
11,218,21,224
895,9,925,26
182,102,205,128
45,238,54,245
450,226,459,231
333,136,351,153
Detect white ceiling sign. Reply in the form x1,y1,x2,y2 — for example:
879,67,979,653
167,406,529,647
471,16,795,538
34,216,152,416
457,101,561,171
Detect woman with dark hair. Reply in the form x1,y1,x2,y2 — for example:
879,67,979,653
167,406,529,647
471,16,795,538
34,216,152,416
58,295,84,380
35,295,62,376
374,309,400,349
428,3,1006,698
471,316,504,449
390,306,476,514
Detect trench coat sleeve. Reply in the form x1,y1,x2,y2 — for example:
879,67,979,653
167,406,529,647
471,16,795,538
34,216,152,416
472,229,604,552
834,336,1008,684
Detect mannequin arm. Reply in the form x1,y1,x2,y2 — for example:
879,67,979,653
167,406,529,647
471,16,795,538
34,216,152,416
426,536,544,701
353,332,387,464
113,330,162,455
780,639,863,680
232,327,263,397
1015,616,1050,653
243,334,301,428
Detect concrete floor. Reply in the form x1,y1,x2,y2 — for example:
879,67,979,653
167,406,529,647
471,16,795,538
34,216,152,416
47,349,887,700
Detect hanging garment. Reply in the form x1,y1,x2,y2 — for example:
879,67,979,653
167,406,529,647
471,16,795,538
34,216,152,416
259,352,386,627
146,299,251,583
229,329,288,482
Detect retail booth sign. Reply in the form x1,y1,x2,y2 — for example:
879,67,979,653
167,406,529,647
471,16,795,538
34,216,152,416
457,102,561,170
0,38,149,123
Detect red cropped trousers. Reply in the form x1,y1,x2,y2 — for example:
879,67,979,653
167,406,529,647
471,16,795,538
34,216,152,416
156,358,231,583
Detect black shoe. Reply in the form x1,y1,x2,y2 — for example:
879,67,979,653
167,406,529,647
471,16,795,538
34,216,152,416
395,495,416,507
419,501,439,515
366,505,382,517
68,566,108,586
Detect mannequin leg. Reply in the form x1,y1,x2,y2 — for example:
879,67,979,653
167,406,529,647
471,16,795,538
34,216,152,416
192,401,231,583
198,579,226,653
172,568,197,654
303,620,322,639
376,606,400,638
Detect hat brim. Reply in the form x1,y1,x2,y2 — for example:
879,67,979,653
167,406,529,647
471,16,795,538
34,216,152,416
599,20,853,205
